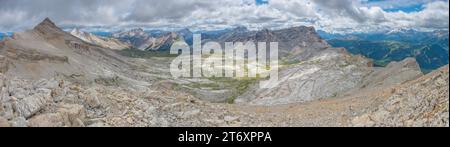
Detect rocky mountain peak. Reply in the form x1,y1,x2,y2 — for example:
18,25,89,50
130,28,144,32
294,26,316,32
34,17,61,32
177,28,193,39
178,28,192,33
112,28,148,38
168,32,178,38
40,17,56,26
32,17,71,39
255,28,275,41
70,28,83,35
233,26,249,33
71,28,80,32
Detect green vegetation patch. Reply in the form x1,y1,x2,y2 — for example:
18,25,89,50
116,48,179,58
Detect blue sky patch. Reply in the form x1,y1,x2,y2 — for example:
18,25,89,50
255,0,268,5
383,4,425,12
364,0,427,13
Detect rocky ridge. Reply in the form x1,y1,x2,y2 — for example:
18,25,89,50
70,28,130,50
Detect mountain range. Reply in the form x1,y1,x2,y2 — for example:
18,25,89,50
0,18,447,127
85,26,449,74
319,30,449,72
111,28,187,51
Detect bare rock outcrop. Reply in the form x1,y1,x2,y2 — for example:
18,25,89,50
360,57,423,88
237,48,373,105
70,28,131,50
352,65,449,127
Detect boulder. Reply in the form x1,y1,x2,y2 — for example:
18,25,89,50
28,113,64,127
9,117,27,127
57,104,86,127
15,90,52,118
0,116,10,127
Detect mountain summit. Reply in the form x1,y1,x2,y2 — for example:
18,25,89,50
36,17,57,28
33,17,64,34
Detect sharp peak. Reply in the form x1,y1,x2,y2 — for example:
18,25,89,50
43,17,53,22
36,17,57,27
71,28,81,32
33,17,64,32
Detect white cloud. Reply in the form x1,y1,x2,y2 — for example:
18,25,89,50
0,0,448,33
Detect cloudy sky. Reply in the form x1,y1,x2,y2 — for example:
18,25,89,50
0,0,448,33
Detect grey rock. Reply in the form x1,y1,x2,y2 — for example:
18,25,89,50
15,89,52,118
0,116,10,127
28,113,64,127
10,117,27,127
58,104,86,127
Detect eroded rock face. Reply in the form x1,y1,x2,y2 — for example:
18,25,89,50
216,26,330,61
237,49,373,105
236,51,425,106
352,65,449,127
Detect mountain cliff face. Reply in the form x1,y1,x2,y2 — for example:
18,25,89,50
217,26,330,62
145,32,184,51
70,28,130,50
177,28,193,45
112,28,154,50
112,28,184,51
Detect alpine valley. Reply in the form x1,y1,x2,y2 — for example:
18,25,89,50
0,18,448,127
